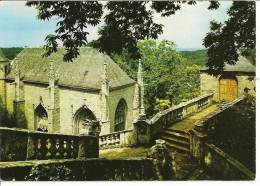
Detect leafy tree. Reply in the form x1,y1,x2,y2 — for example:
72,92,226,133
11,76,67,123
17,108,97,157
26,1,219,61
137,40,200,116
203,1,255,75
110,49,137,80
26,1,103,62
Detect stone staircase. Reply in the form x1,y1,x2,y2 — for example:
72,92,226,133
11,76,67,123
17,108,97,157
159,129,190,153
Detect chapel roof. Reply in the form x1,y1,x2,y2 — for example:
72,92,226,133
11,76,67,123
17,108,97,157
0,48,9,63
201,55,255,73
7,47,135,90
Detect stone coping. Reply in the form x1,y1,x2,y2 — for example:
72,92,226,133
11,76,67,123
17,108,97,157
99,129,133,138
150,93,214,125
0,157,152,169
192,97,244,130
0,127,96,138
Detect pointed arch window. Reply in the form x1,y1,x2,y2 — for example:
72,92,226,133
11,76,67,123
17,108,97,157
35,104,48,132
114,99,127,132
73,106,98,135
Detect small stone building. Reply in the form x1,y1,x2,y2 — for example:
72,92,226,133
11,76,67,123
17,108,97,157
200,56,256,102
0,48,145,135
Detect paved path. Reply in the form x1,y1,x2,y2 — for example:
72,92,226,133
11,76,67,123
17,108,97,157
168,104,219,132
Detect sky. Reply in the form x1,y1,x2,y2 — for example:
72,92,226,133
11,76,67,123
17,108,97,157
0,1,232,49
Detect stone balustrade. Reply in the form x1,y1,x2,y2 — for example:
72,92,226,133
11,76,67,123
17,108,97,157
99,129,134,149
150,93,213,137
0,127,98,162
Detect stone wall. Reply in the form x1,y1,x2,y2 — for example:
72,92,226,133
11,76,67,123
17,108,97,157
58,87,101,135
0,158,157,181
190,97,255,180
203,143,255,180
200,72,256,101
2,79,137,136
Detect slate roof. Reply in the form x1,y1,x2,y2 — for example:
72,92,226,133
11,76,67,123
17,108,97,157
224,56,255,73
201,55,255,73
7,47,135,90
0,48,9,62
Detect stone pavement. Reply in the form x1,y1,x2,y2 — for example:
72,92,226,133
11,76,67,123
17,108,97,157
168,104,219,132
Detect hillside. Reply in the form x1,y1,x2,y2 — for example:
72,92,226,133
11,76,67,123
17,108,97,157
179,50,208,66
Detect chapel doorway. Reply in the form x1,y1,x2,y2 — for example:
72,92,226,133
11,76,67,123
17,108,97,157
219,76,238,102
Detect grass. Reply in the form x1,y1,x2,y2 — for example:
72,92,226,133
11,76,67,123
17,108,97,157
99,147,149,159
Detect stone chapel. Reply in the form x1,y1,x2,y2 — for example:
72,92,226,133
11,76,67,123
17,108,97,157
200,55,256,102
0,47,145,136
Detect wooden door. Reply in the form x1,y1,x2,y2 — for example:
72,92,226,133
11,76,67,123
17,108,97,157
219,78,238,101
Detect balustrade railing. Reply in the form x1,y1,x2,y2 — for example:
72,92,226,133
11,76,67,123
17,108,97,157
99,129,133,149
150,93,213,136
0,127,98,162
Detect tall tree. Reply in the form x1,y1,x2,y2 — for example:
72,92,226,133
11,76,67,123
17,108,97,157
26,1,219,61
203,1,255,75
138,40,200,116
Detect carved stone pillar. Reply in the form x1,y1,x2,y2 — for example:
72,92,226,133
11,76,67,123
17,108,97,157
12,59,26,128
100,62,110,134
48,60,60,133
133,60,146,121
137,60,146,119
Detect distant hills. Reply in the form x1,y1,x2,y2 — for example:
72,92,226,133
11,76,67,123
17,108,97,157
180,50,208,66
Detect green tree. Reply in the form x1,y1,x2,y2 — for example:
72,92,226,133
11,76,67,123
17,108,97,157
26,1,219,61
203,1,255,75
137,40,200,116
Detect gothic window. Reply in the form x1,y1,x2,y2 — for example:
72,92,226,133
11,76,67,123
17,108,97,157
35,104,48,132
73,106,98,135
114,99,127,132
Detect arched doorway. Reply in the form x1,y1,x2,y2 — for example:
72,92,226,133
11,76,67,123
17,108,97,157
73,106,99,135
219,76,238,101
114,99,127,132
35,104,48,132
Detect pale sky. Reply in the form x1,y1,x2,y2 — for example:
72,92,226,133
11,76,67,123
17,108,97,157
0,1,232,49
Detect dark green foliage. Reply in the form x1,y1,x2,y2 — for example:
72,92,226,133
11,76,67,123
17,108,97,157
26,165,73,181
26,1,220,61
0,98,27,128
110,49,138,80
210,96,256,172
203,1,255,75
138,40,200,116
112,40,200,117
26,1,103,62
1,48,23,60
0,98,16,128
92,1,163,58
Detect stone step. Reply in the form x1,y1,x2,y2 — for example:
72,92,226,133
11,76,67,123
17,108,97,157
162,130,190,143
160,135,190,147
165,142,190,153
166,128,190,137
